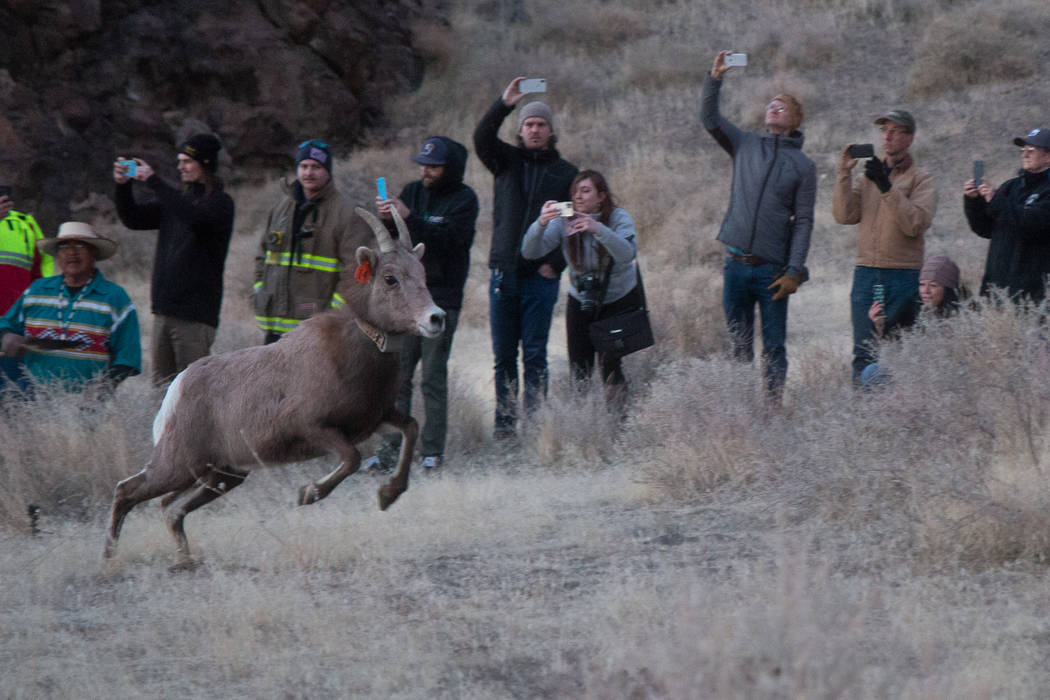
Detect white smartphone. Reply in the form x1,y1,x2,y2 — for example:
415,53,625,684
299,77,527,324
724,53,748,67
519,78,547,93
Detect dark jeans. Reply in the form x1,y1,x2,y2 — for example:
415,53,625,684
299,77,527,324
722,256,788,399
490,268,560,431
850,266,919,383
565,284,644,387
0,355,29,394
389,308,460,457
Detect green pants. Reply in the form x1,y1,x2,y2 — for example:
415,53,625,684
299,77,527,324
388,308,459,457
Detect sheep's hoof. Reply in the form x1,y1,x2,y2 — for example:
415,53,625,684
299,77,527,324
298,484,319,506
377,483,402,511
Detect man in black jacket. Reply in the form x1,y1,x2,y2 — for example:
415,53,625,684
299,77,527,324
114,133,234,385
475,77,577,438
377,136,478,468
965,127,1050,303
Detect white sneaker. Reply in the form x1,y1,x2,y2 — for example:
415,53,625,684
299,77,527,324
421,455,443,469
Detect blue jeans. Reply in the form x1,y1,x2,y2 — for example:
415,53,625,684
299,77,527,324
850,266,919,383
723,257,789,398
490,268,560,431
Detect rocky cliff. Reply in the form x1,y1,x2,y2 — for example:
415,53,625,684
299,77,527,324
0,0,440,232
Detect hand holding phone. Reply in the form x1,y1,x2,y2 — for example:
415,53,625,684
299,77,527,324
973,160,984,186
519,78,547,93
723,53,748,67
848,144,875,159
873,283,885,306
376,177,388,201
120,160,137,177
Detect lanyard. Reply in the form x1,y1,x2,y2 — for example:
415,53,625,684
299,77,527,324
57,279,92,335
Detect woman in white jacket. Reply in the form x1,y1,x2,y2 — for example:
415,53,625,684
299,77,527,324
521,170,641,401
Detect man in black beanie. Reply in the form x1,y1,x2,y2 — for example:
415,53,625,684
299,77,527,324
113,132,235,385
253,138,372,343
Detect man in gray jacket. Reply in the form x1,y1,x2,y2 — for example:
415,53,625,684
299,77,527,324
701,50,817,402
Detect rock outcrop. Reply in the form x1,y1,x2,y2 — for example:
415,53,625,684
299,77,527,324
0,0,438,232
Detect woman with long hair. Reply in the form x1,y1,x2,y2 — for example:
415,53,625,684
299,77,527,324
521,170,642,402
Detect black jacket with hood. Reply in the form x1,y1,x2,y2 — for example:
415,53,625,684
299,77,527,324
115,176,234,328
965,168,1050,302
474,98,578,277
391,137,479,310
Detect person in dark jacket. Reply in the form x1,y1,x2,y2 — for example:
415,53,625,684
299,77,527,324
964,127,1050,304
701,51,817,403
376,136,478,468
114,133,234,385
474,77,578,438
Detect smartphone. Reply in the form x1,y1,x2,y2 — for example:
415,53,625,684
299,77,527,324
120,159,137,177
724,53,748,67
376,176,388,201
0,185,10,199
848,144,875,159
555,202,574,218
973,160,984,186
519,78,547,93
873,283,885,306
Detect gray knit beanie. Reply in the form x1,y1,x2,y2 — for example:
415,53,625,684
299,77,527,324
518,101,554,129
920,255,960,290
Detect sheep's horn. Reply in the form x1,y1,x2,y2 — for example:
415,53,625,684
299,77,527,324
389,204,412,251
355,207,396,253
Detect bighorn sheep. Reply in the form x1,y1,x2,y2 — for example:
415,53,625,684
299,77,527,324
103,207,444,562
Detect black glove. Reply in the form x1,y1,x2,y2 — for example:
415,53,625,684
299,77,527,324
864,157,892,194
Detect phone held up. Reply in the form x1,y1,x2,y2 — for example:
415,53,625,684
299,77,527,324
724,52,748,67
848,144,875,159
973,160,984,186
519,78,547,93
120,160,137,178
376,177,388,201
0,185,11,200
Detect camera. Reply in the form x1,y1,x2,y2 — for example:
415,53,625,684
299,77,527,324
120,160,137,177
724,53,748,67
555,201,574,218
577,273,602,314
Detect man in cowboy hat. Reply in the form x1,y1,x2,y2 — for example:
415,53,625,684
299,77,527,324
0,222,141,391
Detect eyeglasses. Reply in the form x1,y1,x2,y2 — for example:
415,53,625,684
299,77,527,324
57,242,90,252
766,104,787,114
298,139,329,149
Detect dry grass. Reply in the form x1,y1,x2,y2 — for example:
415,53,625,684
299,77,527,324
4,0,1050,696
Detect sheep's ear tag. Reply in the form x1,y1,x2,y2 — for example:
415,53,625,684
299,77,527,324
354,260,372,284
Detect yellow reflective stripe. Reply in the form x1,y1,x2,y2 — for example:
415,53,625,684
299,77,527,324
253,280,262,291
254,315,302,333
330,292,345,308
264,251,342,273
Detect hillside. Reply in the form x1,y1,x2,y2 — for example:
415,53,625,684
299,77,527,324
3,0,1050,697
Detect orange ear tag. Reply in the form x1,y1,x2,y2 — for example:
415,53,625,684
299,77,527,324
354,261,372,284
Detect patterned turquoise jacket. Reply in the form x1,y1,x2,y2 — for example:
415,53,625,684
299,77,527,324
0,270,141,384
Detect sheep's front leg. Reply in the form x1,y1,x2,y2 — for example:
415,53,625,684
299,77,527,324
377,409,418,510
297,428,362,506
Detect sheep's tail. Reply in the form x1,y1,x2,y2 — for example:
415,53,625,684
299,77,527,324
152,371,186,445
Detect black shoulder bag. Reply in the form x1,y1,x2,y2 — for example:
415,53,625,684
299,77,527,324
587,258,654,360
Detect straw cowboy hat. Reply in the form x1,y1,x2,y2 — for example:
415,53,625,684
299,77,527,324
37,222,118,260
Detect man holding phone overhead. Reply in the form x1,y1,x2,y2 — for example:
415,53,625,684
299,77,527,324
474,76,577,438
833,109,936,386
701,50,816,404
253,138,371,343
374,136,478,470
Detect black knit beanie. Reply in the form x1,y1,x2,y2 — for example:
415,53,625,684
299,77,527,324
295,139,334,174
179,133,222,173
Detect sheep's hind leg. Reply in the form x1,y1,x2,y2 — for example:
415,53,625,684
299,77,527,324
165,466,248,562
103,464,196,560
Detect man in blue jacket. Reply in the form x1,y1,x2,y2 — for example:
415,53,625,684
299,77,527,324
377,136,478,468
701,51,817,403
475,78,577,438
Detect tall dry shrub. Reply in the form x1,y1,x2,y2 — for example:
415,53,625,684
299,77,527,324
906,4,1043,97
